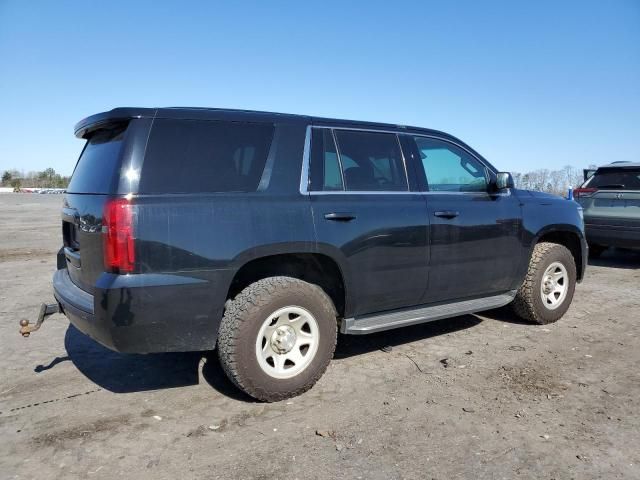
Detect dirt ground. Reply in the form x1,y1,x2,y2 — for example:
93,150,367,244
0,193,639,480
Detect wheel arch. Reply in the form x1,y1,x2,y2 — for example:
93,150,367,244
532,225,587,282
226,247,351,319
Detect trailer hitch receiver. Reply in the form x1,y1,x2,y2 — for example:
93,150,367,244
19,303,59,337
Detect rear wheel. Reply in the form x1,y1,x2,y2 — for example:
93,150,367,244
511,242,577,324
217,276,337,402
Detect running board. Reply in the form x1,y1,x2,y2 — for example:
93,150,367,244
341,291,517,335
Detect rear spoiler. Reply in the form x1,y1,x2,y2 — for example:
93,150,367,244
74,108,156,138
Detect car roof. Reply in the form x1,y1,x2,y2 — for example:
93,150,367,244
597,161,640,169
75,107,454,140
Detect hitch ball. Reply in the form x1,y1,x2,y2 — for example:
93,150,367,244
19,303,59,338
19,319,31,337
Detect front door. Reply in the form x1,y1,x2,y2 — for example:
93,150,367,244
405,135,522,304
307,127,429,316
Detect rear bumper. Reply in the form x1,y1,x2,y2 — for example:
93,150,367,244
585,222,640,249
53,268,229,353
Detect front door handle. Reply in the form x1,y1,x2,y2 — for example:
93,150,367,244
324,212,356,222
434,210,459,219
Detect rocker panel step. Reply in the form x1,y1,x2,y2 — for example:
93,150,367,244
341,291,517,335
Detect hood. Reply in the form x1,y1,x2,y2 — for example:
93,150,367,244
521,190,566,201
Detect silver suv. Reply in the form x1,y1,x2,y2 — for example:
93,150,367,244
575,162,640,256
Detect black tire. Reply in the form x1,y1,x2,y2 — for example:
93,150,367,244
588,242,607,258
217,276,337,402
511,242,577,325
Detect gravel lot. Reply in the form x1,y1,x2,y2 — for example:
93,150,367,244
1,193,639,480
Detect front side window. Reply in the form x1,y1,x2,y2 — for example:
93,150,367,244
413,137,487,192
334,130,407,191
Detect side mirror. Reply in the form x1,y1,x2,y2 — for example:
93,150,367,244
495,172,515,190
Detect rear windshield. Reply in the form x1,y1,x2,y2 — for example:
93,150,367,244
587,168,640,190
139,119,274,194
67,124,127,194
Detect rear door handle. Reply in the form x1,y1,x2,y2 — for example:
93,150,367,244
324,212,356,222
434,210,459,219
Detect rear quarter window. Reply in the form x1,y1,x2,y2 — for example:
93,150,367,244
67,124,128,194
139,119,274,194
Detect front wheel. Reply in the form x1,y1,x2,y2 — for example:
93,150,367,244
511,242,577,324
217,276,337,402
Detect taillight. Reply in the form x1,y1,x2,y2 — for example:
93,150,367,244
103,197,135,273
573,188,597,198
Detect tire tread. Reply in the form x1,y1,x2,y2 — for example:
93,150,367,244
511,242,574,324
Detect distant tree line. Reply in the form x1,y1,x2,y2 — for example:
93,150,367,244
512,164,595,197
0,164,594,196
1,168,71,190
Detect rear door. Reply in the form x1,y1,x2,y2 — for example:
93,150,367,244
307,127,429,316
405,135,522,304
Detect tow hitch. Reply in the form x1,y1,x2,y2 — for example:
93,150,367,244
19,303,59,337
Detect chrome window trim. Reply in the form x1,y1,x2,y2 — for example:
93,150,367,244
299,125,497,196
299,125,312,194
331,128,347,191
395,133,411,190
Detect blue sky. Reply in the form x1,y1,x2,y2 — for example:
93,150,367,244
0,0,638,176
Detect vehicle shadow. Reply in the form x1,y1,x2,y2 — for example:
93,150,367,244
588,248,640,270
334,314,483,359
64,325,202,394
63,324,255,401
477,306,532,325
62,314,487,399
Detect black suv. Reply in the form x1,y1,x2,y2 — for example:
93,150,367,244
27,108,587,401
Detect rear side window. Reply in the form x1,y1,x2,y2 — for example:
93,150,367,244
587,168,640,190
334,130,407,191
139,119,274,194
67,124,128,194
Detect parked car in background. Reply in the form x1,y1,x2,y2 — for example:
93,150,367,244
574,162,640,256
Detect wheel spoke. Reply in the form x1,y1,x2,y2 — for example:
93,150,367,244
260,341,272,360
288,313,307,328
271,353,285,372
297,328,314,339
274,312,292,327
285,348,305,366
263,325,276,340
